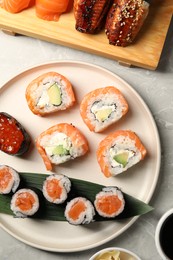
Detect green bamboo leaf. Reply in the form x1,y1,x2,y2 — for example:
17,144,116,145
0,172,153,221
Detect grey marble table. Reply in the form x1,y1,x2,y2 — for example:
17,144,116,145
0,18,173,260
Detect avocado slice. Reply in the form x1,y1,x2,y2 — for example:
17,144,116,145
113,152,129,168
52,145,70,156
95,108,112,122
47,83,62,106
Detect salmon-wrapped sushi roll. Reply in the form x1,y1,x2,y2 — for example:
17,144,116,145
25,72,75,116
36,123,89,171
94,187,125,218
80,86,128,132
65,197,95,225
0,165,20,194
42,174,71,204
10,188,39,218
97,130,147,177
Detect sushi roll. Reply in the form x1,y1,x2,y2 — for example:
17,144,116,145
94,187,125,218
10,188,39,217
42,174,71,204
0,165,20,194
64,197,95,225
80,86,128,132
25,71,75,116
97,130,147,177
36,123,89,171
0,112,31,156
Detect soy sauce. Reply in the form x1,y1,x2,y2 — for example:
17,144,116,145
160,214,173,259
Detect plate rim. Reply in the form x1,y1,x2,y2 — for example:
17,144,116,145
0,60,161,252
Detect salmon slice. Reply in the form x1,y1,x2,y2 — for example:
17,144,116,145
15,191,36,211
68,200,86,221
95,194,123,215
46,179,62,200
35,0,70,21
0,0,32,13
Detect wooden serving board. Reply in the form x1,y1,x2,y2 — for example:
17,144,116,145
0,0,172,70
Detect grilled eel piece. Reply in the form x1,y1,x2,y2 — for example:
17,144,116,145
105,0,149,46
74,0,113,34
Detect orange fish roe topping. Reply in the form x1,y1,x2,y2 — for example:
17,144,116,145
96,195,122,215
0,113,24,154
46,179,63,201
68,200,86,221
15,192,36,211
0,168,12,190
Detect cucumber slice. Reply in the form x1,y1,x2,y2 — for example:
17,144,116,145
52,145,70,156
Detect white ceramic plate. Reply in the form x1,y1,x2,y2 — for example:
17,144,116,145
0,61,161,252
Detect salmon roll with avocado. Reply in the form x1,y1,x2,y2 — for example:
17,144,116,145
36,123,89,171
0,165,20,194
94,187,125,218
65,197,95,225
10,188,39,217
97,130,147,177
42,174,71,204
80,86,128,132
25,71,75,116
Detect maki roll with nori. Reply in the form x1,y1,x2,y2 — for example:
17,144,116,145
36,123,89,171
80,86,128,132
0,112,31,156
65,197,95,225
42,174,71,204
0,165,20,194
10,188,39,217
97,130,147,177
25,71,75,116
94,187,125,218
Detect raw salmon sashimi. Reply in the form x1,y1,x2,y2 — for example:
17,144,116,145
36,123,89,171
97,130,147,177
35,0,70,21
0,0,32,13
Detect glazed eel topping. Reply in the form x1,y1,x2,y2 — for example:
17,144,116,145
74,0,113,34
105,0,149,46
